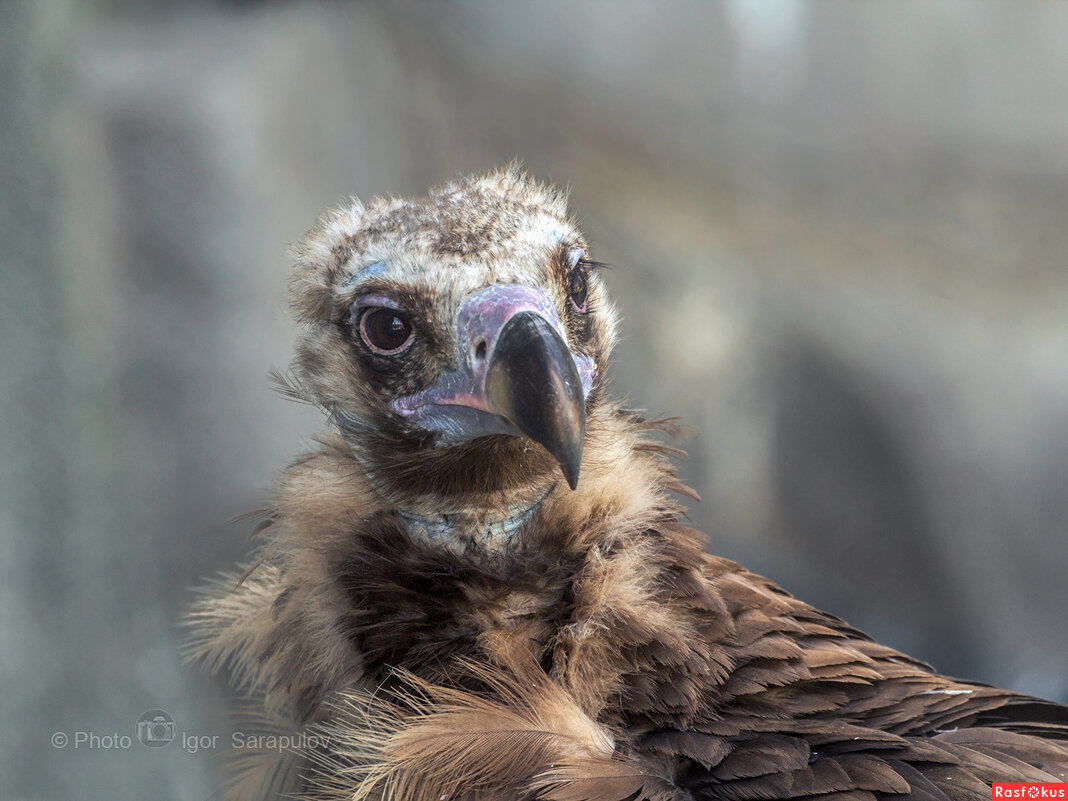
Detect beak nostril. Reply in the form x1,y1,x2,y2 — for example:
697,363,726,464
473,339,487,362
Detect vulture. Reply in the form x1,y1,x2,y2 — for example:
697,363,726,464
189,167,1068,801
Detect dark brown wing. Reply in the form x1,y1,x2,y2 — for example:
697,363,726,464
624,543,1068,801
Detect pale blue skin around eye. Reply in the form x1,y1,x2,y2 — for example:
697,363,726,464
343,261,389,287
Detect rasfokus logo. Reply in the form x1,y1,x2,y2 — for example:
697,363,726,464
993,785,1066,799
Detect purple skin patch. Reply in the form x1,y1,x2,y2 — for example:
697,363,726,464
351,293,403,312
392,284,595,443
572,353,596,391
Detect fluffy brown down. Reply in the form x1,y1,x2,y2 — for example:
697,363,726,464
188,167,1068,801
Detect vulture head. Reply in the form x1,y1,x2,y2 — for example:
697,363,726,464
289,168,619,509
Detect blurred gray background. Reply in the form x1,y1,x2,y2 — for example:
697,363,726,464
2,2,1067,799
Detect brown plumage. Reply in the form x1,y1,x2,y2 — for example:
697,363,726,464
188,166,1068,800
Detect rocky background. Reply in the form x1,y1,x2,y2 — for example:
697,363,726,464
2,2,1066,799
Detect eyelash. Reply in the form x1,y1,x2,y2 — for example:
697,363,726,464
577,257,610,272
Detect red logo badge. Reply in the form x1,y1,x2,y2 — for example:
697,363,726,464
993,784,1066,799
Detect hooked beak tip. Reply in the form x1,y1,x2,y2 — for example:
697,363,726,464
561,459,581,491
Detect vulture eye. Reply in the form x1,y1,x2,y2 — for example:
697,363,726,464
569,267,589,313
359,308,414,355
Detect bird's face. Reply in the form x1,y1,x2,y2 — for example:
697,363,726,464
290,169,618,501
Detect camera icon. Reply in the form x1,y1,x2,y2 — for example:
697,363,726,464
135,709,176,747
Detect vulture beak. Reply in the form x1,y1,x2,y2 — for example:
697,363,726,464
392,284,593,489
484,310,586,490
